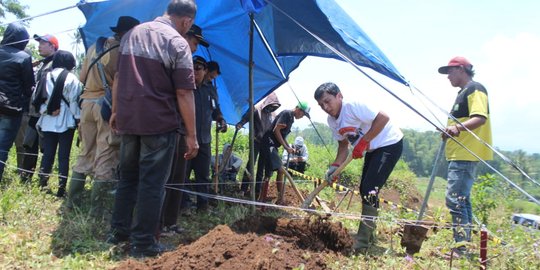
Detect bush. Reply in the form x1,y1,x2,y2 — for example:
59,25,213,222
472,174,500,225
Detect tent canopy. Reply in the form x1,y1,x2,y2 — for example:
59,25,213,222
79,0,406,123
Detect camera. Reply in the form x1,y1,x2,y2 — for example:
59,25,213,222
293,145,302,155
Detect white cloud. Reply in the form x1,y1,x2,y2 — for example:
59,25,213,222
478,33,540,153
277,33,540,154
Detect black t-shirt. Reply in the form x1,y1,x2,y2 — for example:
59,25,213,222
268,110,294,147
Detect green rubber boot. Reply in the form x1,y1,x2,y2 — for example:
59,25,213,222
66,172,86,209
89,179,116,221
353,204,378,254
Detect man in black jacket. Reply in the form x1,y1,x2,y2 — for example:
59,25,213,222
0,22,35,181
184,56,226,211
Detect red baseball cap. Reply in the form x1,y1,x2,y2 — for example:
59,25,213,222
33,34,59,50
438,56,472,74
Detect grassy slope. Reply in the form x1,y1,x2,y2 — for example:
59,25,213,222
2,141,540,269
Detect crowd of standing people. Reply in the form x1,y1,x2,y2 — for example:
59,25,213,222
0,0,492,259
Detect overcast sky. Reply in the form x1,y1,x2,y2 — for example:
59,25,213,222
18,0,540,154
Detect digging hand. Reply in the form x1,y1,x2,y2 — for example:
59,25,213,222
325,163,340,184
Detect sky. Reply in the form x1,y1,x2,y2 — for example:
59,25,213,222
14,0,540,154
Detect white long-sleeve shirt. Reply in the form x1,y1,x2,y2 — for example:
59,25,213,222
36,68,82,133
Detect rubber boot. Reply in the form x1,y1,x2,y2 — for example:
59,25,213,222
66,172,86,209
353,204,378,254
89,179,116,221
56,175,68,198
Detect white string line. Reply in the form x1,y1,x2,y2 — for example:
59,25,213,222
406,85,447,130
262,0,540,205
408,84,540,188
0,159,110,183
0,1,85,27
0,1,534,258
0,152,510,238
0,158,300,185
167,185,496,231
178,186,540,251
2,0,535,195
2,157,533,244
252,20,333,155
5,0,535,203
0,28,80,48
5,159,533,243
263,0,540,202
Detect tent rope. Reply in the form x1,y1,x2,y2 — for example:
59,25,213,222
252,19,333,156
263,0,540,205
409,84,540,188
0,1,86,27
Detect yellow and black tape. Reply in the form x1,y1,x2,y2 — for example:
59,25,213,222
287,168,505,245
287,168,417,212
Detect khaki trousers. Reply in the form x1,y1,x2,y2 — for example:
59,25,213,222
73,100,119,179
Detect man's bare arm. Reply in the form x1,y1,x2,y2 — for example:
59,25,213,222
176,89,199,159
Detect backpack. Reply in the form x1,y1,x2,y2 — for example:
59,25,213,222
82,37,118,122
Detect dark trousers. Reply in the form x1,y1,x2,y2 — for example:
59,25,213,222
287,161,307,173
110,131,176,248
39,129,75,190
360,139,403,207
161,134,187,227
20,116,40,182
240,141,271,193
184,142,211,208
0,113,22,180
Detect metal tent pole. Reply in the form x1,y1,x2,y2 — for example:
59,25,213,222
417,140,446,220
248,12,256,208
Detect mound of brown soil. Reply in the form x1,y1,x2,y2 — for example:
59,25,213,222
116,216,351,270
232,215,352,252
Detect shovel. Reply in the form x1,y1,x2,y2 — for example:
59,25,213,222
301,149,353,209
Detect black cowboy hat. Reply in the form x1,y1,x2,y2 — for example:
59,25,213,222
187,24,209,47
110,16,140,33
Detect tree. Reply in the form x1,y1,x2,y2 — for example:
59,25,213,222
0,0,29,34
70,30,85,74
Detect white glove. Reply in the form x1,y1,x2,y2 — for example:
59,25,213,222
325,163,340,184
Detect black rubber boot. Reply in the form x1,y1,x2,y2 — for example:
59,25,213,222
89,179,116,220
353,204,378,254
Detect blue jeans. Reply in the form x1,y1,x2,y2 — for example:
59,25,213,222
446,160,478,244
0,114,22,180
110,131,176,248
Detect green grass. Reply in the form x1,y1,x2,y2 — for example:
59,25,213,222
415,176,447,208
2,172,540,269
2,132,540,269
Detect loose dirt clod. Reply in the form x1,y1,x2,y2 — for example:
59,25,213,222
116,216,351,270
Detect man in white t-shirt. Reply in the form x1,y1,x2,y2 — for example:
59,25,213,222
314,82,403,254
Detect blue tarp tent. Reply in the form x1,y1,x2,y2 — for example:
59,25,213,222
78,0,406,123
